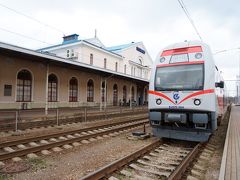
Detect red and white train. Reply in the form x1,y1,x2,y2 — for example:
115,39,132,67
148,41,226,142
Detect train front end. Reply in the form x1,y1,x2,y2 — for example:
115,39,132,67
148,41,222,142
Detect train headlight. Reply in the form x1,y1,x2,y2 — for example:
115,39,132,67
156,98,162,105
194,99,201,106
195,53,202,59
160,57,165,63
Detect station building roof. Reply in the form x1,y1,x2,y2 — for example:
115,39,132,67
106,42,140,52
37,37,122,58
0,41,149,85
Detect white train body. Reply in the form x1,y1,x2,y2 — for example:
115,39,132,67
149,41,225,142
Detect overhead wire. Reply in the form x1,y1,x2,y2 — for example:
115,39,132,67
0,2,65,36
0,27,54,45
177,0,203,41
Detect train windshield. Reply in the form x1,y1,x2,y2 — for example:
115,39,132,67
155,64,204,91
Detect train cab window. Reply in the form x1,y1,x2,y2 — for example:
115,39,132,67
155,64,204,91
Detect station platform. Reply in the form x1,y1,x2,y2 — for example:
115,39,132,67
219,105,240,180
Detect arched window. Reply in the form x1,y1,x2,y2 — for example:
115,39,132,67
113,84,118,106
16,69,32,102
48,74,58,102
101,81,107,102
123,86,127,104
90,54,93,65
69,77,78,102
87,79,94,102
131,86,135,102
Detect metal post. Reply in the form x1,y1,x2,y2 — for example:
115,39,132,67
100,78,102,111
84,107,87,122
238,50,240,104
105,107,107,119
104,79,107,110
15,111,18,131
56,108,59,126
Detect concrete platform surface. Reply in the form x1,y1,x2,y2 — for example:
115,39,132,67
219,106,240,180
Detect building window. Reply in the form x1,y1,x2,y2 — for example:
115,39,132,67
124,65,126,74
134,67,136,76
131,66,133,75
101,81,107,102
113,84,118,106
48,74,58,102
131,86,135,102
115,62,118,72
87,79,94,102
123,85,127,104
104,58,107,69
90,54,93,65
69,77,78,102
16,70,32,102
4,85,12,96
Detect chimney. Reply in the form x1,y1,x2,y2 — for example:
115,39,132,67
94,29,97,38
62,34,79,44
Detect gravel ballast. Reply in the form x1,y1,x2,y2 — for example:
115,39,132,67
10,127,155,180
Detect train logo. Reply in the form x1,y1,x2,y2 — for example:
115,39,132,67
173,92,180,102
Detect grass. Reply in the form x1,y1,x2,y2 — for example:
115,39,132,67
27,157,47,171
0,173,12,180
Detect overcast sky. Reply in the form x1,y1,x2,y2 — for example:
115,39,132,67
0,0,239,96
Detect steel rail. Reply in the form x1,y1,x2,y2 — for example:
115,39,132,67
0,115,148,148
80,139,161,180
168,143,201,180
0,120,148,161
80,142,201,180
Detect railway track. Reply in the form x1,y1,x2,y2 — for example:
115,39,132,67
0,116,148,162
0,109,147,132
81,140,201,180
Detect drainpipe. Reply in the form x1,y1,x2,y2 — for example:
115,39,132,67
100,77,102,111
130,84,132,109
45,63,49,115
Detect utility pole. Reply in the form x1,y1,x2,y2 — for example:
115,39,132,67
238,49,240,104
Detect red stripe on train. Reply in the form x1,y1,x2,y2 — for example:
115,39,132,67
157,61,204,67
161,46,203,56
148,90,175,104
177,89,214,105
148,89,215,105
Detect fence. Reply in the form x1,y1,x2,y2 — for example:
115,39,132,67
0,105,148,132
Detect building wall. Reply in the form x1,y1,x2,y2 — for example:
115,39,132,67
80,45,122,72
118,43,152,79
41,40,152,81
48,44,123,73
0,55,143,110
